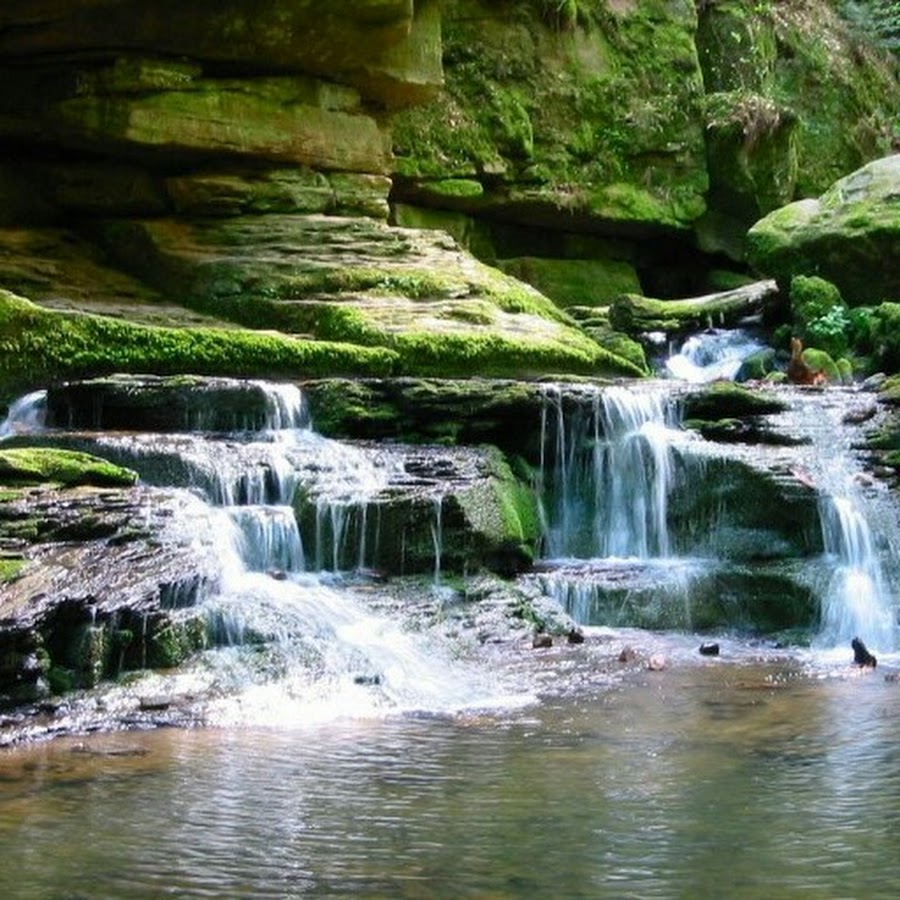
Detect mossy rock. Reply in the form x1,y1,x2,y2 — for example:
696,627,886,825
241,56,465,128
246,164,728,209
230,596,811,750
747,155,900,306
497,256,641,309
680,382,788,421
0,288,397,404
391,0,709,233
300,377,546,456
0,447,138,488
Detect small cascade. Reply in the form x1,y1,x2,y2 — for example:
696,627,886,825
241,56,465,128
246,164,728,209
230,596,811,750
535,383,703,629
0,389,47,439
230,506,305,574
817,495,896,652
665,329,765,383
431,495,444,585
539,384,683,560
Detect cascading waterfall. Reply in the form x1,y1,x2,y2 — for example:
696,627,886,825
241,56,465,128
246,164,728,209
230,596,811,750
431,495,444,585
665,329,765,383
145,381,502,719
816,494,896,652
535,383,701,629
0,389,47,438
539,384,680,560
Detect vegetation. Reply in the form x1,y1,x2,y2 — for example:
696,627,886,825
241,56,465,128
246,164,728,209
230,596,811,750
840,1,900,54
0,448,138,488
0,289,397,403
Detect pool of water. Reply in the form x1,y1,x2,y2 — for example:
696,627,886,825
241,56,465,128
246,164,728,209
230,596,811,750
2,650,898,899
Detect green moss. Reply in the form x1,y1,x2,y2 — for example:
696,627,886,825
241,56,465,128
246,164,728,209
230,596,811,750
790,275,851,358
0,289,398,402
498,256,641,308
0,557,26,582
0,447,138,487
146,617,208,669
421,178,486,200
392,330,644,379
801,347,841,382
681,382,788,421
392,1,708,230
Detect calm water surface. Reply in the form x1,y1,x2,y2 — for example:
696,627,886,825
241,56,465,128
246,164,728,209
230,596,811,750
2,657,899,899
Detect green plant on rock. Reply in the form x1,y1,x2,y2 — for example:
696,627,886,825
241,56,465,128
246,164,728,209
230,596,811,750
789,275,851,358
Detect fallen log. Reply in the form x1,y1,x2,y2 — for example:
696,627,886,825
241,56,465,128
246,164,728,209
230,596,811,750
609,279,780,338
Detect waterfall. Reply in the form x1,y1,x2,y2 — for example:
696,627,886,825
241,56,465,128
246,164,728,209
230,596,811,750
431,495,444,585
817,494,896,652
665,329,764,383
539,384,681,560
0,389,47,439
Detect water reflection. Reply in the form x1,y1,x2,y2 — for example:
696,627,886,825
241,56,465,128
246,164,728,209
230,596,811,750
2,659,899,898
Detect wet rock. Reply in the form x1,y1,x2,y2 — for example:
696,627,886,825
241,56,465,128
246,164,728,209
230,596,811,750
353,674,383,686
138,696,172,711
532,633,553,649
647,654,667,671
843,404,877,426
618,646,637,663
851,637,877,668
699,642,720,656
566,628,585,645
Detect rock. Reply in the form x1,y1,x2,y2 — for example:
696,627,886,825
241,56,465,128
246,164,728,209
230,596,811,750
618,646,637,663
852,637,877,668
680,382,788,420
532,633,552,649
647,654,667,671
609,280,779,340
843,404,877,426
353,674,383,686
138,696,172,711
566,628,585,645
747,155,900,306
699,642,720,656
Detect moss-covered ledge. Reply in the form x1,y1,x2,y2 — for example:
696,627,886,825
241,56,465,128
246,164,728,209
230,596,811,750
0,448,138,488
0,289,397,405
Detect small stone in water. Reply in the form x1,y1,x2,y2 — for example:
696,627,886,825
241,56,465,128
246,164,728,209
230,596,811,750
353,674,382,686
618,646,637,663
567,628,585,645
699,642,720,656
647,654,667,671
138,696,172,711
532,633,553,649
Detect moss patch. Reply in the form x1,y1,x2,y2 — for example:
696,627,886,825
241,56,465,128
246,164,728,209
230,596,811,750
0,288,397,403
0,447,138,488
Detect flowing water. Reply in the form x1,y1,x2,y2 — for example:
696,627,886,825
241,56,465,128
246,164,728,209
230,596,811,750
3,378,900,896
2,653,900,899
665,328,765,383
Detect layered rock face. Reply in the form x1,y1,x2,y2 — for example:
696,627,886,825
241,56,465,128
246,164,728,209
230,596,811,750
1,0,897,401
393,0,899,290
0,0,650,395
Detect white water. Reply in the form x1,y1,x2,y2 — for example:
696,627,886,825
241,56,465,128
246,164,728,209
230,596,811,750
164,382,508,722
666,328,765,383
0,389,47,439
539,384,686,560
816,494,896,653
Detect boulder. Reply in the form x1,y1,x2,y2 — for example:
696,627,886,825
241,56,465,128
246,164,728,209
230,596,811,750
747,155,900,305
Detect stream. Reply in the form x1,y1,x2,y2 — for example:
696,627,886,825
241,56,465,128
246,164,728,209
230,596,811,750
1,651,899,898
2,344,900,896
